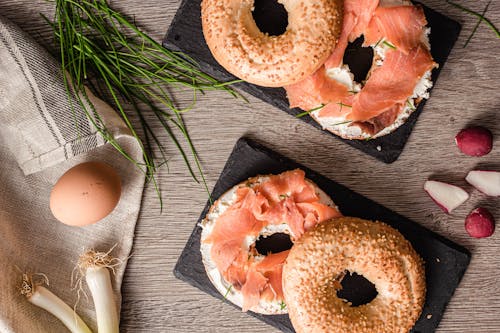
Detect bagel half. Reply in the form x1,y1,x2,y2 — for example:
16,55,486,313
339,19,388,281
310,23,433,140
200,172,339,315
201,0,343,87
283,217,426,333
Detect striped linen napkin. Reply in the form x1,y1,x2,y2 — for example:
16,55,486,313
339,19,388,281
0,15,145,332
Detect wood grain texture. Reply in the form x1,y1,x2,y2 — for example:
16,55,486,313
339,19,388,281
0,0,499,332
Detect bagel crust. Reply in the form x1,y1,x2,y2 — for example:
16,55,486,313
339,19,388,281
283,217,426,333
201,0,343,87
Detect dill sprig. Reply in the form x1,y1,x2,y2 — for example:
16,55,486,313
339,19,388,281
447,1,500,42
44,0,242,207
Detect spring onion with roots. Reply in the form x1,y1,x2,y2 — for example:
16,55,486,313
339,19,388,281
43,0,243,206
20,273,92,333
77,249,122,333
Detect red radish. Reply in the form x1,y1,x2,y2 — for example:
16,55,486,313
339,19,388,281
465,207,495,238
465,170,500,196
455,126,493,157
424,180,469,213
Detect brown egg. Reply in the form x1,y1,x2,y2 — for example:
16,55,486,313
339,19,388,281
50,161,122,226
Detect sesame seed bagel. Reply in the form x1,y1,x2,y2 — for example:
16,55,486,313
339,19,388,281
283,217,426,333
201,0,343,87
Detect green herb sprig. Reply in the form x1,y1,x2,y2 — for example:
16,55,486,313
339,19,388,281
463,0,492,47
447,0,500,45
223,285,233,299
44,0,242,207
296,103,326,118
382,40,396,50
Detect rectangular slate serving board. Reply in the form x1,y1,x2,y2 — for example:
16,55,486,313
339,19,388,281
163,2,461,163
174,137,471,333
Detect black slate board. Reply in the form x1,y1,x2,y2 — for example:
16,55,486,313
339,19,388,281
174,137,471,333
163,2,461,163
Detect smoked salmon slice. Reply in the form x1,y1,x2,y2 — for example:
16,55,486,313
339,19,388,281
297,201,343,231
324,0,380,69
285,68,350,111
256,169,317,204
234,186,270,219
347,46,436,122
241,269,268,312
256,251,289,301
363,5,427,54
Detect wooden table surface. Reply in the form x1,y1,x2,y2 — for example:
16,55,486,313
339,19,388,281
1,1,499,332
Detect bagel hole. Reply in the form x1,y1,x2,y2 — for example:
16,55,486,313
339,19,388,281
255,233,293,255
342,37,374,83
252,0,288,36
336,271,378,307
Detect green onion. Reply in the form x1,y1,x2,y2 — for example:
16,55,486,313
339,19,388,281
21,273,92,333
43,0,242,206
78,249,122,333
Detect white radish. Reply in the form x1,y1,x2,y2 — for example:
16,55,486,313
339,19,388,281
424,180,469,213
21,274,92,333
78,249,121,333
465,170,500,196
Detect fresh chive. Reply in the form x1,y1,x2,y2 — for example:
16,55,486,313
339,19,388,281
223,285,233,299
296,103,326,118
279,194,288,200
336,102,352,113
447,1,500,39
373,38,384,48
382,41,396,49
45,0,243,207
337,102,352,108
406,100,416,111
463,0,493,47
279,300,286,310
330,120,353,126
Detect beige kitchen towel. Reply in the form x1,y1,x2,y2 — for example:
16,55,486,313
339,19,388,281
0,15,145,333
